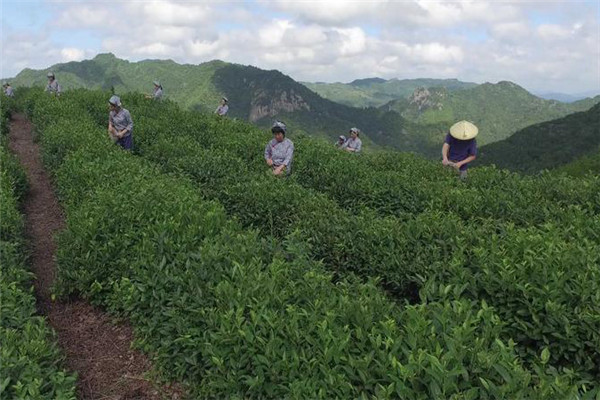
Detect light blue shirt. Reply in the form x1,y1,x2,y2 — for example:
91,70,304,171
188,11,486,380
109,108,133,137
153,87,163,100
45,80,61,95
342,137,362,153
215,104,228,116
264,138,294,168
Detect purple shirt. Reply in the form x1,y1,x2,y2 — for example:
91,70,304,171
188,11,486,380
445,133,477,170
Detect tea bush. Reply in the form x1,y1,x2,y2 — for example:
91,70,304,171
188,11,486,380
0,98,76,400
15,88,596,398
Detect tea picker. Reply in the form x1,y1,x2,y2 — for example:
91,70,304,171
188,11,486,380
442,120,478,180
264,120,294,176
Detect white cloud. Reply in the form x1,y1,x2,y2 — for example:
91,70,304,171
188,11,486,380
61,48,85,62
1,0,597,94
334,28,367,57
537,24,571,40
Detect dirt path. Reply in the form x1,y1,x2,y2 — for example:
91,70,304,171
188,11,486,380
8,113,183,400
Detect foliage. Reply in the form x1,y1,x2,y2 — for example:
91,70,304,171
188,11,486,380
383,82,600,146
478,103,600,173
16,88,599,398
303,78,477,108
92,90,600,386
0,97,77,400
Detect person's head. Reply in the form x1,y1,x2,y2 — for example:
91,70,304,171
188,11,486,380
349,127,360,139
221,96,228,105
271,120,287,142
47,72,55,81
109,95,122,110
153,80,161,88
338,135,346,144
2,81,7,88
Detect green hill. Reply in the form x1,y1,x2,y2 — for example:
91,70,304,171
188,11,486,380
477,102,600,173
8,53,448,155
302,78,477,108
10,53,224,113
382,82,600,145
555,150,600,177
9,54,596,157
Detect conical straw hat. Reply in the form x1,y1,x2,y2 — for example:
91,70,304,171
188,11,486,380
450,120,478,140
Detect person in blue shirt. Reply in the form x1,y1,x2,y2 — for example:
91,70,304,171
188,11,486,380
145,81,163,100
45,72,61,96
264,121,294,176
3,82,14,97
215,97,229,116
442,120,478,180
341,127,362,153
108,95,134,150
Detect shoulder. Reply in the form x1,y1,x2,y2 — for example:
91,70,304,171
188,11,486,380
285,138,294,145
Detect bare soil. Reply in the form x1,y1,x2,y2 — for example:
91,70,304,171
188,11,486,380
8,113,184,400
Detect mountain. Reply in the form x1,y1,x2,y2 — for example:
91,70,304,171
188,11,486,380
8,53,445,154
212,64,445,154
10,53,225,113
302,78,478,108
536,92,587,103
381,81,600,146
476,102,600,173
555,150,600,177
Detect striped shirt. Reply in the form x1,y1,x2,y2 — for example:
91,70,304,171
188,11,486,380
45,80,61,95
153,87,163,100
342,137,362,153
215,104,229,116
109,108,133,137
264,138,294,168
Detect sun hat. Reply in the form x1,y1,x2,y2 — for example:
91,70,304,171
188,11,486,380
450,120,478,140
271,120,287,134
222,96,228,102
339,135,346,140
108,95,121,107
153,80,160,86
47,72,55,78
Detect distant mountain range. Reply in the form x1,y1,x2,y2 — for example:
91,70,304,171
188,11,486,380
380,82,599,146
7,53,599,157
477,102,600,173
302,78,477,108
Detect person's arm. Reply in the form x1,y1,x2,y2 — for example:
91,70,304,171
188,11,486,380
264,142,273,166
442,143,450,165
354,139,362,153
282,141,294,166
116,111,132,138
56,83,61,95
454,141,477,169
454,155,476,169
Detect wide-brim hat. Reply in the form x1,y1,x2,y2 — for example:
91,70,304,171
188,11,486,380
450,120,478,140
47,72,55,78
222,96,228,102
153,80,160,86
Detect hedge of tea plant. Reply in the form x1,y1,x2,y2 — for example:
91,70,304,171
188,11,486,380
0,99,77,400
101,92,600,385
16,88,597,398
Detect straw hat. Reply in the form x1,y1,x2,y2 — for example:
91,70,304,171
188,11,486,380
450,121,478,140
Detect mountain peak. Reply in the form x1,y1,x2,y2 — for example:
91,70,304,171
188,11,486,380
93,53,118,61
350,77,387,87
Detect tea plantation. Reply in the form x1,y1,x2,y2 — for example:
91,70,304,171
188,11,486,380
4,88,599,398
0,99,77,399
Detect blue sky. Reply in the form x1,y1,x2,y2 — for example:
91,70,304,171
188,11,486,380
1,0,599,94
